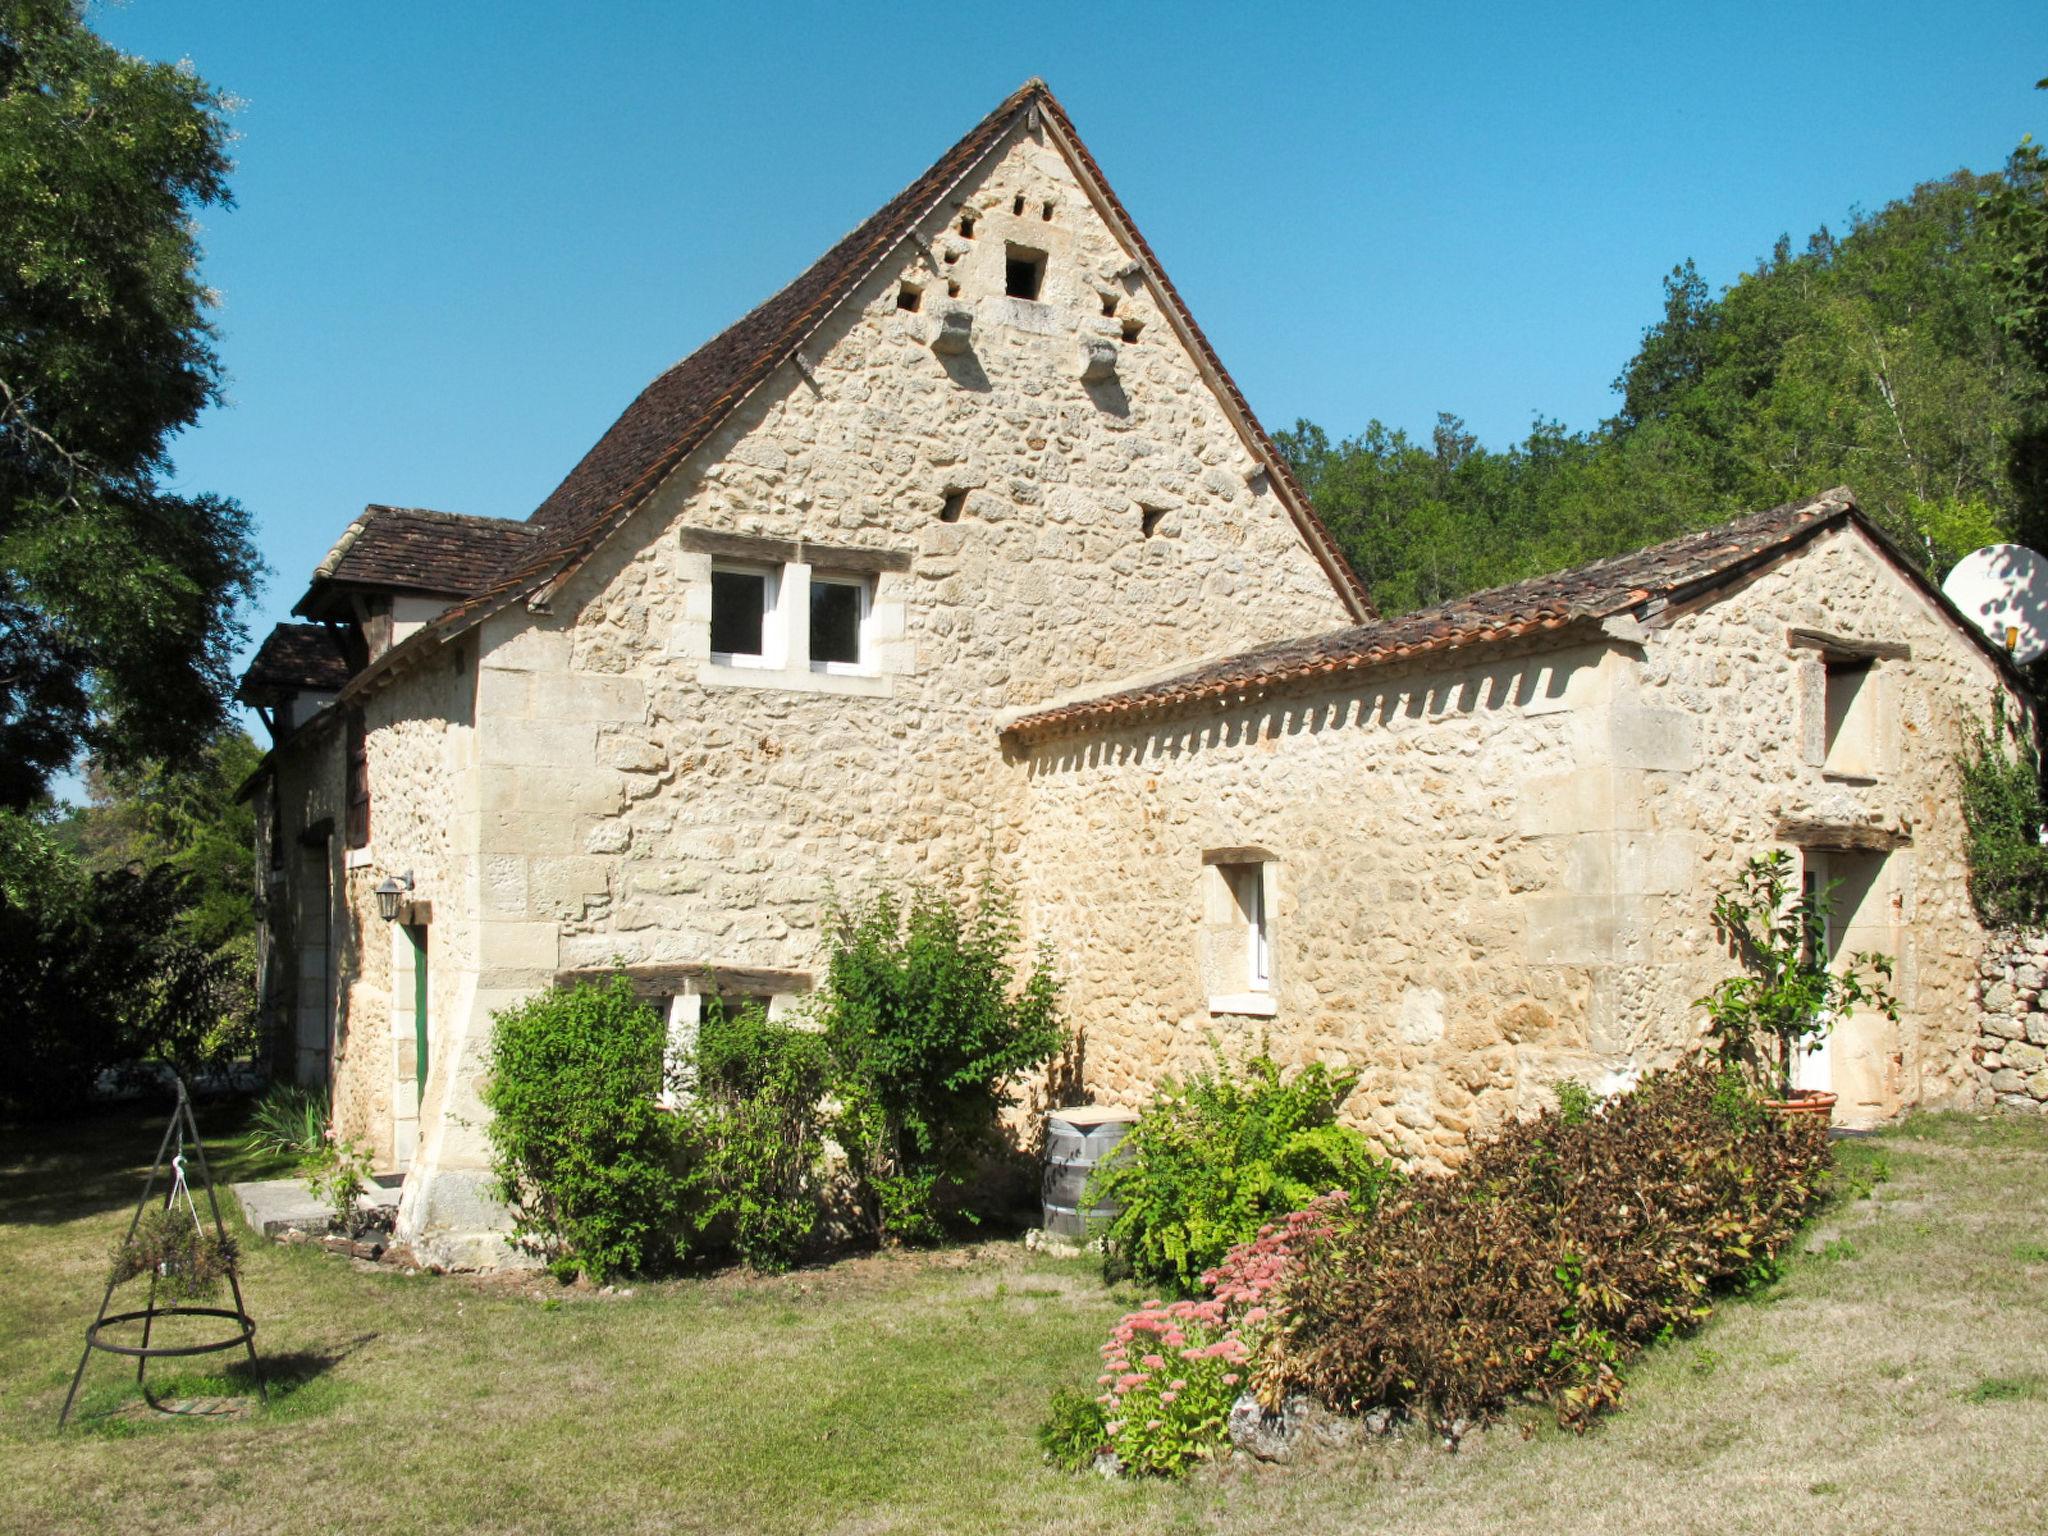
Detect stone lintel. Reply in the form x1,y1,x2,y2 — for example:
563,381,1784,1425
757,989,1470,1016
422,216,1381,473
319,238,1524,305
1201,845,1277,865
676,526,913,574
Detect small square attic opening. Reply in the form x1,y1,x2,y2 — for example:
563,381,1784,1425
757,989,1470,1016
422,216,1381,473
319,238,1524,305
1005,245,1046,301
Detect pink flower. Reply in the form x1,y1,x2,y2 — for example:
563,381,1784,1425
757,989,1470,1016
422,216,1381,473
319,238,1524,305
1141,1353,1166,1370
1147,1419,1162,1431
1160,1391,1177,1405
1169,1379,1188,1392
1117,1374,1144,1390
1223,1373,1240,1386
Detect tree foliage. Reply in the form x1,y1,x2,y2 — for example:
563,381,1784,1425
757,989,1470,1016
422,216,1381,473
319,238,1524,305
1284,98,2048,613
0,0,260,807
1958,694,2048,930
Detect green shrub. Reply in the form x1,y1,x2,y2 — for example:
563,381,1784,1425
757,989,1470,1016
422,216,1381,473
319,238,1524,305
482,975,701,1282
684,999,831,1271
816,883,1067,1242
1959,695,2048,930
1089,1048,1394,1292
1265,1059,1832,1434
1037,1386,1109,1472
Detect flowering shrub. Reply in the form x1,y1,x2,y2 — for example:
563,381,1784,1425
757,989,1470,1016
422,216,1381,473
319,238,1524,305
1059,1195,1351,1477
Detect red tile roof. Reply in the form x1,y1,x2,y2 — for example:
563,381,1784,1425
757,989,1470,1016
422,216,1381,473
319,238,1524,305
238,622,354,700
293,505,536,618
1002,489,1885,743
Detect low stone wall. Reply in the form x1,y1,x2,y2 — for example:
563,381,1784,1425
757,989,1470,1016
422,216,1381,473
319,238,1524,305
1973,930,2048,1111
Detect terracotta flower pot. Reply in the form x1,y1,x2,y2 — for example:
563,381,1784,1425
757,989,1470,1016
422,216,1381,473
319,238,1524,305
1762,1089,1837,1121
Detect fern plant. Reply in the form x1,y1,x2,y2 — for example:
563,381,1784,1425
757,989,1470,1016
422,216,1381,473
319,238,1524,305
1087,1047,1394,1292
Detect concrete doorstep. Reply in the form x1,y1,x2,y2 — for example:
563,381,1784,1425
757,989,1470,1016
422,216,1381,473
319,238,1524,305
230,1175,401,1239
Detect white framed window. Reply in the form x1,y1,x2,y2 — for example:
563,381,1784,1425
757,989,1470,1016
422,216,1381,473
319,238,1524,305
809,574,873,674
1205,852,1276,1016
709,563,783,668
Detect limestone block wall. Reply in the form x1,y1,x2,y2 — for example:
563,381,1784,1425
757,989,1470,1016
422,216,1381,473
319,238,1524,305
468,115,1353,990
1971,930,2048,1111
331,644,480,1174
1011,525,2022,1164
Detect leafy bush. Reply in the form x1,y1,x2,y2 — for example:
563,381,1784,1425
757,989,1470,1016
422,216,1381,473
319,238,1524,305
684,999,831,1271
1088,1048,1393,1292
816,883,1067,1242
482,975,700,1281
1959,696,2048,930
1264,1060,1831,1435
1697,851,1898,1097
0,813,254,1115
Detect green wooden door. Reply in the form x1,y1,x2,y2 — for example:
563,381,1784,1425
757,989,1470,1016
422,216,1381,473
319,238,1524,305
408,924,429,1104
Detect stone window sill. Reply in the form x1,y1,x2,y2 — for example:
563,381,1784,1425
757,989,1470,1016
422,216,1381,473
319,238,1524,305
697,662,892,698
343,846,376,871
1820,768,1880,786
1208,992,1276,1018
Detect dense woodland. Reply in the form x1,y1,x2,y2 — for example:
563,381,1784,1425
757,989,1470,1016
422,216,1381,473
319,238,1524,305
1283,126,2048,617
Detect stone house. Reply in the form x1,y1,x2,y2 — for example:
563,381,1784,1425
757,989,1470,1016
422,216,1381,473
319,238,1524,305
239,81,2033,1267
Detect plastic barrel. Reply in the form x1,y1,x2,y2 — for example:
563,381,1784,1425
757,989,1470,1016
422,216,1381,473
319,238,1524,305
1042,1107,1137,1238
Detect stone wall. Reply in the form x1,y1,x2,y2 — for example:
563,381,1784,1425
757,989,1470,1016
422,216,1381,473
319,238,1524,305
1011,524,2025,1162
1972,930,2048,1111
364,114,1358,1263
464,115,1353,992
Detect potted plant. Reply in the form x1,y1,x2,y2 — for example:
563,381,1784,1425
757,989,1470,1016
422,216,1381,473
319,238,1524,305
1696,851,1899,1118
108,1205,240,1299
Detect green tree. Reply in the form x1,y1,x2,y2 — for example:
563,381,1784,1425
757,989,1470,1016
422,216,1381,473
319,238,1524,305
61,727,262,951
0,1,260,808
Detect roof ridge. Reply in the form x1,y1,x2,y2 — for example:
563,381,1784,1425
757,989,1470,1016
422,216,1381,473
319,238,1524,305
363,504,535,531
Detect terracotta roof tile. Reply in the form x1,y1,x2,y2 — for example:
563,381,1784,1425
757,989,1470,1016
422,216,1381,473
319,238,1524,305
1003,489,1864,742
239,622,354,699
292,505,536,617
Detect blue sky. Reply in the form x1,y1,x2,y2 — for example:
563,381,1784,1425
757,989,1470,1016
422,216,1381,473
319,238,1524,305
91,0,2048,682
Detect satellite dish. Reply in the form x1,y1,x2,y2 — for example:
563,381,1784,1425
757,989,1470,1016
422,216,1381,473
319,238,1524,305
1942,544,2048,665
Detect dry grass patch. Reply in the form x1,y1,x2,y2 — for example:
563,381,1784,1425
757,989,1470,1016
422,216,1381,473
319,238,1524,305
2,1108,2044,1534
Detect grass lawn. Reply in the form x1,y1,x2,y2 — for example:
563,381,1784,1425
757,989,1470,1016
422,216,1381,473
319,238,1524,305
2,1105,2045,1535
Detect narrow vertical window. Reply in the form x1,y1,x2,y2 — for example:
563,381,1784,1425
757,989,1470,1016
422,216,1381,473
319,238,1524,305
1205,852,1276,1015
1228,864,1270,990
344,710,370,849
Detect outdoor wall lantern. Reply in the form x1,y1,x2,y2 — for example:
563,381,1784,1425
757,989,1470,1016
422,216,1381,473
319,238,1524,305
374,871,414,923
